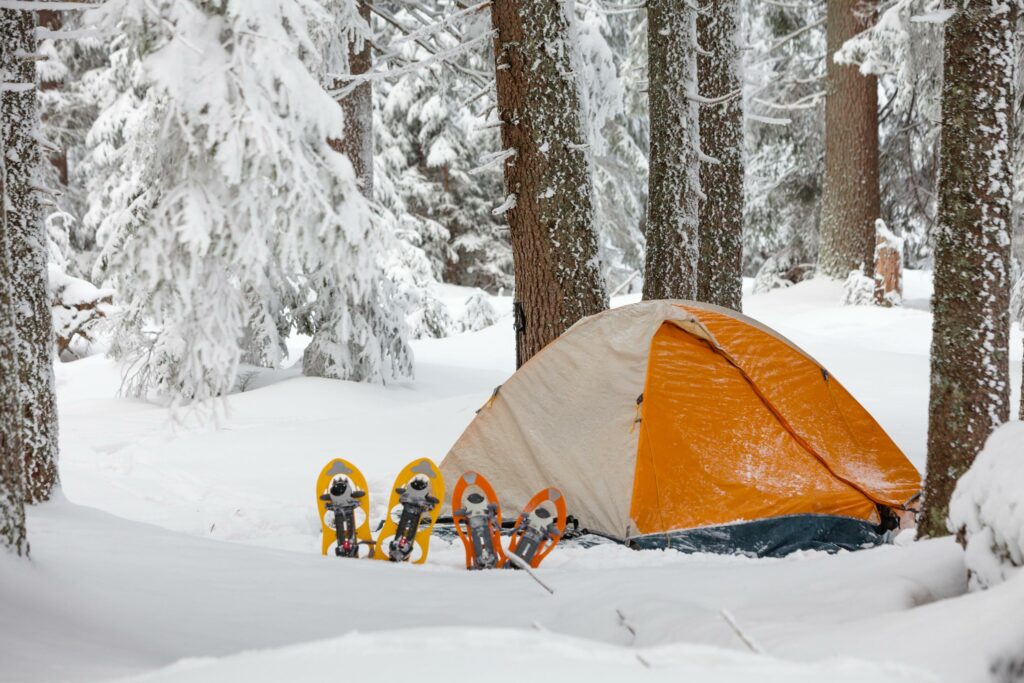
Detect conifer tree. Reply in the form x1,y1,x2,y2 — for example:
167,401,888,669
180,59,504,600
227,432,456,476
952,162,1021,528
697,0,743,311
920,2,1015,537
86,0,411,401
644,0,700,301
2,7,60,503
817,0,880,280
490,0,607,366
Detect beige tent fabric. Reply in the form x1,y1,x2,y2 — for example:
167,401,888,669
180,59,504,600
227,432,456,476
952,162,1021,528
440,301,702,538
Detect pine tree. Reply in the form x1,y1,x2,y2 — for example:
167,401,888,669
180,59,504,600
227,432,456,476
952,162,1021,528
2,7,59,503
696,0,743,311
0,100,28,557
919,2,1015,537
817,0,880,280
490,0,607,366
643,0,699,301
87,0,410,402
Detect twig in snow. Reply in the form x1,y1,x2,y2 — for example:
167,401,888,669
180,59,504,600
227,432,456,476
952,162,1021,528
616,608,638,645
506,552,555,595
720,608,765,654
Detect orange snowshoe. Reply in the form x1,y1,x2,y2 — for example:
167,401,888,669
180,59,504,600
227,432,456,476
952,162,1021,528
452,471,506,570
502,487,567,569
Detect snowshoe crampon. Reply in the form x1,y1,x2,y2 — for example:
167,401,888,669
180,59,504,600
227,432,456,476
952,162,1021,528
502,487,566,569
452,471,505,570
374,458,445,564
316,458,374,558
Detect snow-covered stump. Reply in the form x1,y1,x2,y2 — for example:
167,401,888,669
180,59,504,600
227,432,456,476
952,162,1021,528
873,220,903,307
948,422,1024,591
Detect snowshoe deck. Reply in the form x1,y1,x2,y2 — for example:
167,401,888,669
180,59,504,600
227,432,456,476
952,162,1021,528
452,471,506,570
503,487,567,569
316,458,374,557
374,458,445,564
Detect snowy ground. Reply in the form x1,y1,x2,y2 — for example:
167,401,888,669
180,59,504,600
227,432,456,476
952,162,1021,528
2,275,1023,682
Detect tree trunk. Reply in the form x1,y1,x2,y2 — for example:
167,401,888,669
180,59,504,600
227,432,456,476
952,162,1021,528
643,0,700,301
37,9,68,186
817,0,880,280
330,1,373,199
696,0,743,312
0,104,28,557
919,3,1015,537
491,0,607,367
2,8,60,504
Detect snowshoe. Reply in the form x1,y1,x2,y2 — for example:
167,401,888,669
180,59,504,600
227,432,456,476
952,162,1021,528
373,458,445,564
316,458,374,558
452,471,506,570
502,487,567,569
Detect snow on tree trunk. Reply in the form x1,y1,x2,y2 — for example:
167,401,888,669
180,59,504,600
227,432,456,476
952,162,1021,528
873,219,903,307
0,119,28,557
490,0,608,367
643,0,699,301
330,1,373,199
817,0,880,281
696,0,742,312
2,7,60,504
920,2,1015,538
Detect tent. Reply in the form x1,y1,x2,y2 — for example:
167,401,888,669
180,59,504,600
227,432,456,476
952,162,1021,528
440,300,921,557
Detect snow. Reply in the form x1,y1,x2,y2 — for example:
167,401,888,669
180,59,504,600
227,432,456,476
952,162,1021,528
948,422,1024,590
4,277,1024,681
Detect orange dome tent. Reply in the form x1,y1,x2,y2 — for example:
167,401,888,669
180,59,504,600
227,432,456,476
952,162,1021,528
440,300,921,557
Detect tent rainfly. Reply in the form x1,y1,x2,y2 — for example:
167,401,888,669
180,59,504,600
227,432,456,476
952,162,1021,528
440,300,921,557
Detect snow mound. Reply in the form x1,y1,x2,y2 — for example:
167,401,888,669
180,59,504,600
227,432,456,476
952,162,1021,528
120,628,923,683
948,422,1024,590
460,288,500,332
840,268,875,306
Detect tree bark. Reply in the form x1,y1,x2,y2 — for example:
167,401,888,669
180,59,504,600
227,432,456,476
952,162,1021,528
2,8,60,504
330,1,373,198
0,90,28,557
644,0,700,301
37,9,68,186
696,0,743,312
491,0,607,367
817,0,880,280
920,2,1014,537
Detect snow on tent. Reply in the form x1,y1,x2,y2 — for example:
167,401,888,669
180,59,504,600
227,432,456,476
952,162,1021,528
440,300,921,557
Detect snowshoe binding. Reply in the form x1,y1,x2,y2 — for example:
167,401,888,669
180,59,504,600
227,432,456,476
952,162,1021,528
374,458,445,565
502,487,567,569
316,458,374,558
452,471,506,570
